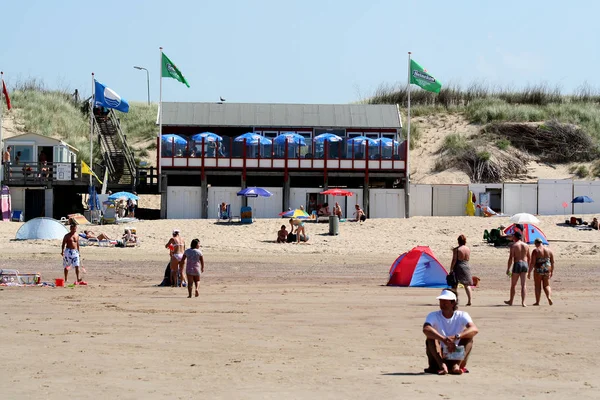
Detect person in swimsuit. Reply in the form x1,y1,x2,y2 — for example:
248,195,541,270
528,238,555,306
61,222,83,284
449,235,474,306
333,202,342,219
165,229,186,287
181,238,205,298
505,231,530,307
289,218,307,244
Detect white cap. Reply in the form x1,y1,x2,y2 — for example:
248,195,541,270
436,289,457,301
172,229,180,235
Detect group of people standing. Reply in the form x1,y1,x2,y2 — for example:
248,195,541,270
447,231,555,307
423,229,556,375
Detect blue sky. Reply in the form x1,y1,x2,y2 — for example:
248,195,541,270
2,0,599,104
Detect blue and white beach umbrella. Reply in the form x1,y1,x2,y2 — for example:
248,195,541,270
273,132,306,146
374,137,399,147
191,132,222,142
314,133,343,143
347,136,377,146
234,132,272,145
161,134,187,145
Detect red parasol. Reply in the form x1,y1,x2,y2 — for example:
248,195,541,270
320,188,354,196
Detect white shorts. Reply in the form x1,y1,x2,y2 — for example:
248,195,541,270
63,248,80,268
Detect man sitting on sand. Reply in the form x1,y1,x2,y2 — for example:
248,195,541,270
277,225,288,243
505,231,530,307
591,217,599,230
423,289,479,375
353,204,366,222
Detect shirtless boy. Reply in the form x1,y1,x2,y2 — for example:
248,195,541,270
61,223,82,284
505,231,530,307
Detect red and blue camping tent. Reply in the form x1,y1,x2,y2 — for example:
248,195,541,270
503,223,548,245
387,246,448,287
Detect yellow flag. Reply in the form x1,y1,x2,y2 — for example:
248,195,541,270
81,161,103,184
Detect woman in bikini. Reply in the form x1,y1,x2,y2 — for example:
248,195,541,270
165,229,186,287
289,218,307,244
528,238,554,305
449,235,474,306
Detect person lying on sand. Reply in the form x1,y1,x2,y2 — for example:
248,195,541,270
423,289,479,375
83,230,112,241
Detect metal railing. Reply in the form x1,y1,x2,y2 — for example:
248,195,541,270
2,162,85,185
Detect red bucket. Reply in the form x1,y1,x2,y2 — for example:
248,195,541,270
55,278,64,287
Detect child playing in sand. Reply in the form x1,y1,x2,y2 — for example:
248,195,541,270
181,238,205,298
277,225,288,243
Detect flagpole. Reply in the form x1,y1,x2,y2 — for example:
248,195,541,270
158,47,163,193
405,52,412,218
90,72,95,188
0,72,4,190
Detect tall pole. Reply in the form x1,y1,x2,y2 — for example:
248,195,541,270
405,52,412,218
158,47,163,192
146,69,150,105
0,72,4,189
90,73,95,188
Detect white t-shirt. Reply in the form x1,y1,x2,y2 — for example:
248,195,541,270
425,310,473,350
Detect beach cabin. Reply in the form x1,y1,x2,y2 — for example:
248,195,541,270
2,133,83,221
158,102,406,219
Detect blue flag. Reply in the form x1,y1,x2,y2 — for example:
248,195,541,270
94,80,129,113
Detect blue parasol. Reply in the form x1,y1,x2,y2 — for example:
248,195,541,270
237,187,273,197
273,132,306,146
191,132,222,142
108,191,139,201
314,133,343,143
161,134,187,145
234,133,272,145
347,136,377,146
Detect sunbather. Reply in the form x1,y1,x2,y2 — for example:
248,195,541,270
83,230,112,241
123,229,138,244
591,217,599,230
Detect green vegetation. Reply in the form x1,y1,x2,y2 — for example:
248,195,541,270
401,122,421,149
370,83,600,148
496,138,511,150
437,133,471,155
576,165,589,178
5,82,157,163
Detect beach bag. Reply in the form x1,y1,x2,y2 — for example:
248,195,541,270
446,270,457,287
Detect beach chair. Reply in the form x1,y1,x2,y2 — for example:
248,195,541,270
11,210,23,222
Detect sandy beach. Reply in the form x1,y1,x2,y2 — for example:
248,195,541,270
1,216,600,399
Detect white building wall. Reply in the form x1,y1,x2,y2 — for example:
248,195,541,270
538,179,573,215
409,184,432,216
573,181,600,214
502,184,538,215
208,187,243,219
369,189,405,218
166,186,202,219
45,189,53,218
432,185,468,216
247,187,283,218
289,188,314,212
10,188,25,214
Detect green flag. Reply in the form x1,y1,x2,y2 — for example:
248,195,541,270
410,59,441,93
162,53,190,87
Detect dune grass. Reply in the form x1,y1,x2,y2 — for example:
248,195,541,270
6,85,158,163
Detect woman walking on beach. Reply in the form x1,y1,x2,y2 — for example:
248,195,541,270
449,235,474,306
528,238,554,306
181,238,205,298
165,229,186,287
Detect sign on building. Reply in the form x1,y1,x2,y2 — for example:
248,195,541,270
55,163,72,181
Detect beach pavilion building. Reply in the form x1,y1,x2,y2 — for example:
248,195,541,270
158,102,406,219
